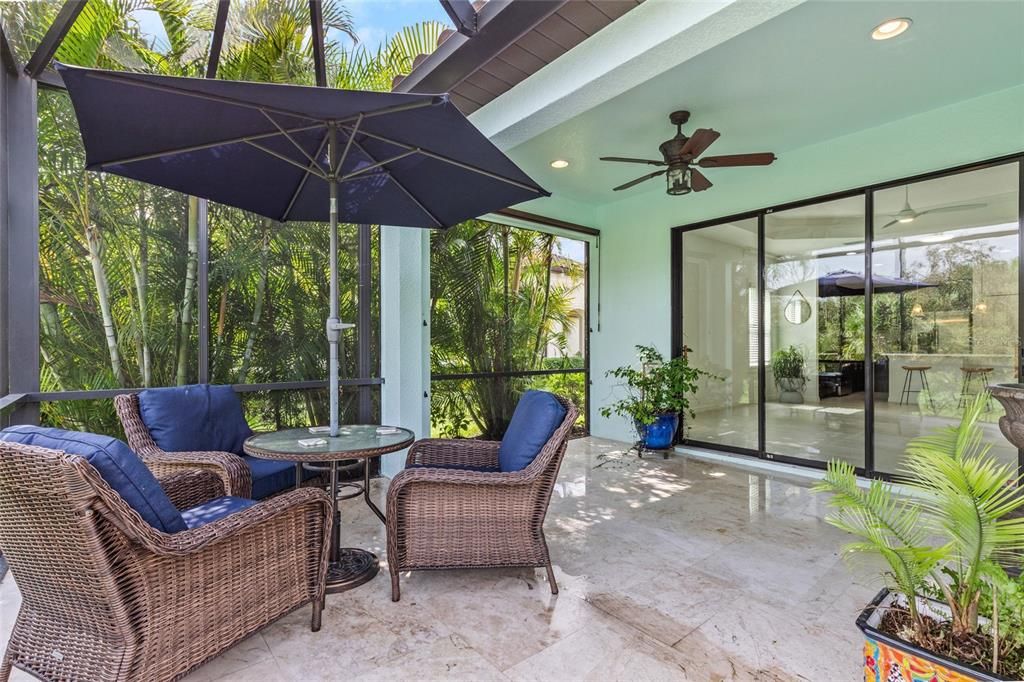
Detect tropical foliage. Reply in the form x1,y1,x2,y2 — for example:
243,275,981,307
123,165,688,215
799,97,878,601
430,220,586,439
2,0,447,432
814,395,1024,676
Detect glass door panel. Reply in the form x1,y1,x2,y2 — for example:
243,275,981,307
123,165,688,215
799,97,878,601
871,163,1020,474
681,219,759,451
764,197,867,467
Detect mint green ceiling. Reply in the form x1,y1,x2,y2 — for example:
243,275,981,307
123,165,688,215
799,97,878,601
509,0,1024,206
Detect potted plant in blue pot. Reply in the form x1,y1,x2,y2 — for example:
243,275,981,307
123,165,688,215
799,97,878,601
600,345,717,451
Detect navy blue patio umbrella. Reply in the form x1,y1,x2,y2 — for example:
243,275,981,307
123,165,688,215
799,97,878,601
56,63,548,437
818,269,935,297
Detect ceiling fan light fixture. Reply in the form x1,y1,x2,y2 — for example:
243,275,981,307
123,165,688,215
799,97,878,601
872,17,912,40
897,216,915,223
549,159,569,169
666,166,691,196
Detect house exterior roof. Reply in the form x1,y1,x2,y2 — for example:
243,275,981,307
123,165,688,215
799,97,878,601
392,0,644,114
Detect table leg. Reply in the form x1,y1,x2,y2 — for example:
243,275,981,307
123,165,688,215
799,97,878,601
363,457,386,523
325,459,379,593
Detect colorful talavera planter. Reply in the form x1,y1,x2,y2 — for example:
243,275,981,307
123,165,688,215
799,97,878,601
858,589,1010,682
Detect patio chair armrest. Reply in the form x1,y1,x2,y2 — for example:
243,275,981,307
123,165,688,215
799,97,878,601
139,488,332,557
387,466,532,511
405,438,501,469
139,449,252,499
159,469,226,510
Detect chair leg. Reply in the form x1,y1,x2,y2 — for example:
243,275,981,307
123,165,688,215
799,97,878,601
545,562,559,596
311,599,322,632
390,567,401,602
0,655,11,682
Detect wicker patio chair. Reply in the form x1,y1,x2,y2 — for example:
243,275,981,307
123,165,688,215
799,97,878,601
0,439,332,682
386,394,577,602
116,392,254,498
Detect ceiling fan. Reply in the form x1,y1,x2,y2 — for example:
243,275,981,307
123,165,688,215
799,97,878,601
880,186,987,229
599,110,776,195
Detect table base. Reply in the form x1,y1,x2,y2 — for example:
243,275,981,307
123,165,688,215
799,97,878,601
326,548,380,593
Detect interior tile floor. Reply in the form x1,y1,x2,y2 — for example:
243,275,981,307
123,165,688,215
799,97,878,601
688,393,1017,473
1,437,880,681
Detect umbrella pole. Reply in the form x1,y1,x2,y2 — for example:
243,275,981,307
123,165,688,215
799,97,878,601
328,124,340,437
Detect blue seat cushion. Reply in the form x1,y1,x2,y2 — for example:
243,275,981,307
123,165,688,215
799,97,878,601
242,455,317,500
498,390,567,472
138,384,253,456
181,496,258,529
0,425,187,533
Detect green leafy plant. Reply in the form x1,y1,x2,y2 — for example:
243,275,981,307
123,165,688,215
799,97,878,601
600,345,718,427
814,395,1024,674
770,344,806,381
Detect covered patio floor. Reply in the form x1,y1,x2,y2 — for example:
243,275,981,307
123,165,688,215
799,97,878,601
1,438,874,681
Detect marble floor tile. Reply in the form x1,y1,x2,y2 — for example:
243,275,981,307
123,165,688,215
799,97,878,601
0,436,872,681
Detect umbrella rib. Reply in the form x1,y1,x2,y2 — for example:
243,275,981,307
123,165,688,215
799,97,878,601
334,114,363,177
339,150,418,182
246,140,329,179
262,110,326,174
348,136,443,228
93,123,325,168
341,125,546,195
281,130,330,222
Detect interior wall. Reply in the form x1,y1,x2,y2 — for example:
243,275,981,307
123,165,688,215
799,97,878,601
588,84,1024,442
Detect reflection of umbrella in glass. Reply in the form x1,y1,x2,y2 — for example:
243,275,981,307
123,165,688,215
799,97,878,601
817,270,936,355
818,269,936,297
56,63,547,437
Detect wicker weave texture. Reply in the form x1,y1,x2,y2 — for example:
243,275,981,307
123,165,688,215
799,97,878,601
0,441,332,682
386,396,578,601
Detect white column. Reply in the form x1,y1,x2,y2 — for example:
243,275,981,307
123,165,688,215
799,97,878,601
379,225,431,478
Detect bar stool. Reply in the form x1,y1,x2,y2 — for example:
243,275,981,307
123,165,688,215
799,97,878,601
900,365,935,411
959,366,994,410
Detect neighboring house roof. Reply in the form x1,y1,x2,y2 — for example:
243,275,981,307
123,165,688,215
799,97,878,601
392,0,644,114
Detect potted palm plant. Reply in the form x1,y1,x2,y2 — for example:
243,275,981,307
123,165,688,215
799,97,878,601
600,345,717,450
814,395,1024,681
771,345,806,404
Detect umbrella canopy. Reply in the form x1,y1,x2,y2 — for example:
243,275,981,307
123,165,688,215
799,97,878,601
818,270,936,297
56,63,548,227
57,62,548,437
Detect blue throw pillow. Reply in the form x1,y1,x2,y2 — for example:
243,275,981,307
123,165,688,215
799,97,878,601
498,391,567,472
0,425,187,533
138,384,253,455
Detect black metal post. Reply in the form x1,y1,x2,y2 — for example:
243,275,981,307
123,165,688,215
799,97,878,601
757,213,767,456
864,191,875,476
2,63,40,425
357,224,373,424
23,0,86,78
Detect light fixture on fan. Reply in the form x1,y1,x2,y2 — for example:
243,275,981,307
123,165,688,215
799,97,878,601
666,166,691,195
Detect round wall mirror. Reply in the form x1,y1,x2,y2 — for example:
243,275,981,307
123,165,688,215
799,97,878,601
784,291,812,325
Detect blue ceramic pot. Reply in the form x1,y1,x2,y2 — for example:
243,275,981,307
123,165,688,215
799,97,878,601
636,413,679,450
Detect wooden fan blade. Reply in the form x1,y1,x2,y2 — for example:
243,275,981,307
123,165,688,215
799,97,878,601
613,169,666,191
689,168,713,192
679,129,720,160
698,152,776,168
600,156,666,166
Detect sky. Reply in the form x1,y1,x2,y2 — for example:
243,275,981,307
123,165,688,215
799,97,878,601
135,1,453,55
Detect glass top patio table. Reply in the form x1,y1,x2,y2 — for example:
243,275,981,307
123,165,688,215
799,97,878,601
244,425,414,462
243,424,415,594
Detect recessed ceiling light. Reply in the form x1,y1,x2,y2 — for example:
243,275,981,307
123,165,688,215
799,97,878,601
550,159,569,169
872,17,912,40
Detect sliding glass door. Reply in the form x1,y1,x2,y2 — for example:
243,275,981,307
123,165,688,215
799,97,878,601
674,156,1022,477
764,197,866,468
680,219,759,452
871,163,1020,472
